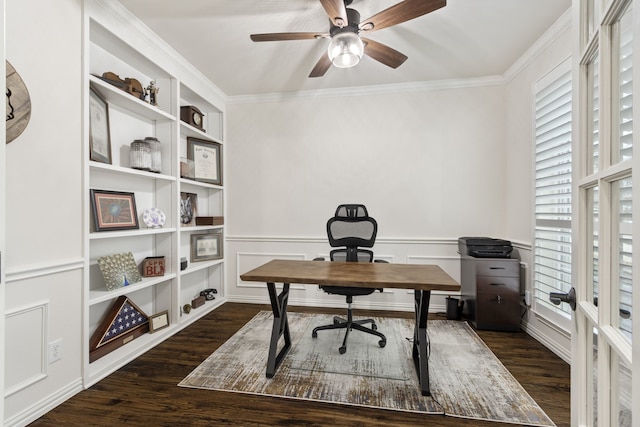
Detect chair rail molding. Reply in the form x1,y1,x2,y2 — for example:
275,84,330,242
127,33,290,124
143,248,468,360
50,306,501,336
226,235,462,245
5,258,84,283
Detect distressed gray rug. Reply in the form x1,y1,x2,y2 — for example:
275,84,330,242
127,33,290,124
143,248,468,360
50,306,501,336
179,311,555,426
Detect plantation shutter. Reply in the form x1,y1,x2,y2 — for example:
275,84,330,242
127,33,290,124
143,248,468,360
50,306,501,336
533,58,573,329
616,18,633,340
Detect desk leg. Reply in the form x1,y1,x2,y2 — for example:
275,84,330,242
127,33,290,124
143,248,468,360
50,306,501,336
266,282,291,378
413,289,431,396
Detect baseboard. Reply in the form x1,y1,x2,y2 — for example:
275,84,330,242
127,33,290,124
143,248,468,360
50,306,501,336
521,320,571,363
4,378,83,427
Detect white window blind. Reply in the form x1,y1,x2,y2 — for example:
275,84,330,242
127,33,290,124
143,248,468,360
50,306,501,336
533,58,573,328
615,8,633,340
618,10,633,162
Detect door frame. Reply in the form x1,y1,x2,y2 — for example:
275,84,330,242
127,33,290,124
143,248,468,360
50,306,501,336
1,0,7,422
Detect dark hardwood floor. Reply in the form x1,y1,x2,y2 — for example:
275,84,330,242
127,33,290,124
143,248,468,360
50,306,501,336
30,303,570,427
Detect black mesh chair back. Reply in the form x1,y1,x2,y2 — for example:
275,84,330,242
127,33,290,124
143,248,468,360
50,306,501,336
312,204,386,354
327,204,377,264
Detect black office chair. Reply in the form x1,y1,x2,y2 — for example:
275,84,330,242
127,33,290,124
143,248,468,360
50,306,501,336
312,204,387,354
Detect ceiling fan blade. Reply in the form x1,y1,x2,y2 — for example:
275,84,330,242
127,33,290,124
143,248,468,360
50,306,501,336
309,52,332,78
362,38,408,69
319,0,349,27
250,32,328,42
359,0,446,32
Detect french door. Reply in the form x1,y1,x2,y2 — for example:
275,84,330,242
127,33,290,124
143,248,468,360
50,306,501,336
572,0,638,425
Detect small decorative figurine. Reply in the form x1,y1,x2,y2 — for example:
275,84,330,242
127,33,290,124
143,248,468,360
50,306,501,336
180,195,193,224
146,80,159,106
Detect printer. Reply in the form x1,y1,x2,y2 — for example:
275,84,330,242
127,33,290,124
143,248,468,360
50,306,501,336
458,237,513,258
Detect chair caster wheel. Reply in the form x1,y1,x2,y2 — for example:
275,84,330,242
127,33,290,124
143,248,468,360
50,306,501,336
312,331,318,338
372,324,377,331
339,346,346,354
379,340,386,348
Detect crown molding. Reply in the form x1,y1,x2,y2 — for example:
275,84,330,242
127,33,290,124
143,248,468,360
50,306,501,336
227,7,571,104
90,0,227,106
226,75,505,104
503,7,572,83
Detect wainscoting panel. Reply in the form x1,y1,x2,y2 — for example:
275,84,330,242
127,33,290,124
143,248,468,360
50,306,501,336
3,260,84,427
4,302,49,397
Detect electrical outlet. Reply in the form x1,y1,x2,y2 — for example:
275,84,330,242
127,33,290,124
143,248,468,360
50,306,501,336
524,290,531,306
49,339,63,363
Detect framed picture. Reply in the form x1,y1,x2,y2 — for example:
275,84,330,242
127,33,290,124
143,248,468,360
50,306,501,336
190,233,223,262
88,87,112,164
180,192,198,226
97,252,142,291
149,310,170,333
187,137,222,185
90,189,139,231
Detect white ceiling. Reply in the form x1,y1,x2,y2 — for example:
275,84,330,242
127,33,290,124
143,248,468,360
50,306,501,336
118,0,571,97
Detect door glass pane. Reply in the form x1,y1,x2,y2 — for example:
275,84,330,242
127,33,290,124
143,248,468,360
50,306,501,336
615,6,633,163
613,352,632,426
613,178,632,341
587,186,600,305
588,54,601,174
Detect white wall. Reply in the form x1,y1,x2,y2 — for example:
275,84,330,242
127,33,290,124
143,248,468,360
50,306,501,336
227,85,508,239
225,83,508,310
504,12,572,361
4,0,84,425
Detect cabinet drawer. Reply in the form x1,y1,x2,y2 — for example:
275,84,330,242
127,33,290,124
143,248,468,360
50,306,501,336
475,260,519,277
476,276,519,293
475,291,521,331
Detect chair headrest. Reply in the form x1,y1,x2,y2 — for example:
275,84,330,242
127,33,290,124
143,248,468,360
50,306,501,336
327,204,377,249
335,204,368,218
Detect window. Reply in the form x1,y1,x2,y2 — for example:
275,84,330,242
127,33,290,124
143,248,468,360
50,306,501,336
533,58,573,329
612,6,633,341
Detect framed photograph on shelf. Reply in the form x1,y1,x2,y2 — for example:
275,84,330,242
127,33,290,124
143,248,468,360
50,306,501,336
187,137,222,185
88,87,112,164
180,192,198,226
190,233,223,262
149,310,170,333
97,252,142,291
90,189,139,231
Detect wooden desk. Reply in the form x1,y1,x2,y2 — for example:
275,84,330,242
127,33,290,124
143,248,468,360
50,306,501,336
240,259,460,396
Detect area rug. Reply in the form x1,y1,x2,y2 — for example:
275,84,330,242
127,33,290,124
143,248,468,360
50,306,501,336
179,311,555,426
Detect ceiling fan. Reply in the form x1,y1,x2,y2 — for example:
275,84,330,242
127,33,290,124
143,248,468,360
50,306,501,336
250,0,446,77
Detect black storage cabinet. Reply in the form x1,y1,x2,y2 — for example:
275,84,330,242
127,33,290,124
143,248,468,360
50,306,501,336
460,254,521,331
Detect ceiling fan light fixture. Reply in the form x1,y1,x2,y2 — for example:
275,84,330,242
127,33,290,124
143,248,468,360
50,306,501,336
327,31,364,68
